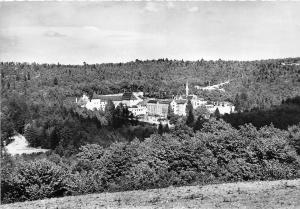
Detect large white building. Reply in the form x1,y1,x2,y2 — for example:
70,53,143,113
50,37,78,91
205,101,235,115
77,81,235,121
146,100,170,117
170,81,207,116
77,92,144,112
170,81,234,116
128,104,147,116
170,99,187,116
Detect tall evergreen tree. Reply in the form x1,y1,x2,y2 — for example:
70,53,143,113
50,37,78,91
113,103,130,128
234,94,242,112
186,100,194,127
186,109,194,127
167,104,175,120
164,124,170,133
53,77,58,85
185,100,193,115
158,123,164,135
104,100,115,126
49,128,60,150
24,124,40,147
194,115,207,132
214,108,221,119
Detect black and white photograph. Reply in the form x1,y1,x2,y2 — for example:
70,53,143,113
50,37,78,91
1,1,300,208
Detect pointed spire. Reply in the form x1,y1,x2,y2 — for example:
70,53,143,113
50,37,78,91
186,80,189,96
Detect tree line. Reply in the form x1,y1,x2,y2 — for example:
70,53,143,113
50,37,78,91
1,57,300,111
2,118,300,204
223,96,300,130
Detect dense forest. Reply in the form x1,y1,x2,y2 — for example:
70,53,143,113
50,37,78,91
1,58,300,146
223,96,300,130
1,57,300,106
1,58,300,204
2,119,300,203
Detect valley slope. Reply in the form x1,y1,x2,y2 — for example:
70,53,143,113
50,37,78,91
2,179,300,209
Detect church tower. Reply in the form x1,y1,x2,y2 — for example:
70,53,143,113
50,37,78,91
186,80,189,96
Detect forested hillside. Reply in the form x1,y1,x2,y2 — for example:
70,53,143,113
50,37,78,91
1,58,300,151
223,96,300,130
1,57,300,107
1,58,300,204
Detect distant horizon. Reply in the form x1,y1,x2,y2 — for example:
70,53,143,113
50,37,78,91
1,2,300,64
1,56,300,66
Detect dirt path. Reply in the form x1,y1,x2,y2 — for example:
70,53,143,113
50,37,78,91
195,80,230,91
2,179,300,209
5,134,49,156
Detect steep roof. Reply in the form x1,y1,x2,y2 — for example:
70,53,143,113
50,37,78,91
159,100,171,104
137,99,149,106
122,92,137,101
93,92,140,101
148,100,157,104
187,95,193,100
93,94,122,101
175,100,186,104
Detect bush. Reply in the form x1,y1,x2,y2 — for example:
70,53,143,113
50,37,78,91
120,162,159,190
66,171,104,195
2,159,68,203
24,123,40,147
288,124,300,155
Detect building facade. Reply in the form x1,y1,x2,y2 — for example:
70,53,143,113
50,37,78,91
78,92,143,112
128,104,147,116
205,101,235,115
147,100,170,117
170,99,187,116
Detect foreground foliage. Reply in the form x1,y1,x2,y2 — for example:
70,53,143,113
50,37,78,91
2,119,300,204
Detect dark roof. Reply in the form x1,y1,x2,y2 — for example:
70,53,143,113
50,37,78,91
137,100,148,106
179,95,193,100
122,92,137,100
187,95,193,100
159,100,171,104
148,100,157,104
175,100,186,104
93,94,122,101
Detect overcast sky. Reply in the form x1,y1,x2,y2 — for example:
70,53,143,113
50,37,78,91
0,1,299,64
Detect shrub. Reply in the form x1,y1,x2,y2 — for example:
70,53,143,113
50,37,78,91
66,171,104,195
24,123,40,147
120,162,159,190
288,124,300,155
2,159,68,203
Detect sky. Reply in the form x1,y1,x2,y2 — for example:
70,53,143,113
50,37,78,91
0,1,300,64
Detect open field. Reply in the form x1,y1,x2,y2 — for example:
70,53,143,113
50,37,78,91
2,179,300,209
5,134,49,156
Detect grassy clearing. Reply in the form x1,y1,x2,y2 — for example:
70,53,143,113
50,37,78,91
2,179,300,209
